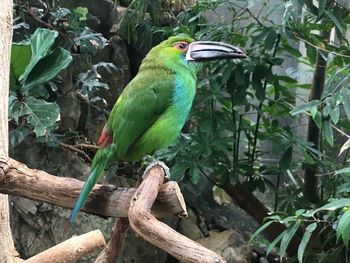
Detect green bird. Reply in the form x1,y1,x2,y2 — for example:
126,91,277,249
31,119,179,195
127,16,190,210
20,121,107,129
69,35,246,224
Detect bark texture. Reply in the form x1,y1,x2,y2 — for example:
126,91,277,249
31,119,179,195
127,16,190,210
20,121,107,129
0,157,187,218
25,230,106,263
128,164,226,263
94,218,129,263
0,1,19,262
303,26,330,203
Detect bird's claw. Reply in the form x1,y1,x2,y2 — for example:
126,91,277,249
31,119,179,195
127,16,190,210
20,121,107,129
142,160,171,180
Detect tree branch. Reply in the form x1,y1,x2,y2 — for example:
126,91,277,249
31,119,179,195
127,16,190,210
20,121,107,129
25,230,106,263
0,156,188,218
94,218,129,263
128,164,226,263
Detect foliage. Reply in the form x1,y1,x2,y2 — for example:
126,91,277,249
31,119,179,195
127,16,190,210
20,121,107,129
10,0,350,261
9,28,71,141
119,0,350,261
9,2,111,147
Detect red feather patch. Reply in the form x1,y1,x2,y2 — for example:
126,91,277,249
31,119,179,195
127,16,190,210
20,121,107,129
97,125,113,148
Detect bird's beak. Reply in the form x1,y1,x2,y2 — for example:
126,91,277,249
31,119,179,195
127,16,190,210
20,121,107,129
186,41,247,61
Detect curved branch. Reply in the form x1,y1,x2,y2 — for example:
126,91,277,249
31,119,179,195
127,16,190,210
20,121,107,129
128,164,226,263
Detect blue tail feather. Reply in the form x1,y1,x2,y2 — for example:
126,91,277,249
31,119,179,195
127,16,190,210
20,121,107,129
69,146,114,225
69,168,98,224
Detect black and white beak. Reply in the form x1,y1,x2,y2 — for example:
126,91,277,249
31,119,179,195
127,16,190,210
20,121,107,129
186,41,247,61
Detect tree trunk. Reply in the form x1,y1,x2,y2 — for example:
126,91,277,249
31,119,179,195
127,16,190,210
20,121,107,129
303,24,330,203
0,1,18,262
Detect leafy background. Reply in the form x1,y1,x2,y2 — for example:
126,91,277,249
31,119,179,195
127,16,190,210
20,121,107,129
8,0,350,262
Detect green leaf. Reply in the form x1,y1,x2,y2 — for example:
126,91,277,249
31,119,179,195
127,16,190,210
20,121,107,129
279,145,292,170
290,100,320,116
318,0,327,16
322,118,333,146
265,29,277,50
336,208,350,248
279,221,301,258
329,108,339,124
308,198,350,216
267,231,285,255
22,47,72,91
298,222,317,263
170,162,188,182
339,139,350,156
277,76,297,83
11,43,31,80
189,165,200,185
335,167,350,175
12,97,60,137
74,7,88,21
342,90,350,120
310,107,322,129
249,220,275,243
20,28,58,84
324,10,344,34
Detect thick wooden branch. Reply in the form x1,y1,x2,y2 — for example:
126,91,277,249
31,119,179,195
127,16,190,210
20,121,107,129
0,157,187,218
94,218,129,263
128,165,226,263
25,230,106,263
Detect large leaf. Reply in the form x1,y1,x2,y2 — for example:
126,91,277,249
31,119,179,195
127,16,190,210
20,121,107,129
298,222,317,263
23,47,72,91
322,118,333,146
267,231,285,255
336,208,350,248
19,28,58,84
305,198,350,217
335,167,350,175
11,42,31,80
339,139,350,156
290,100,320,116
279,221,301,257
324,10,345,35
342,89,350,120
249,220,275,243
10,96,60,137
279,145,293,170
189,165,201,185
318,0,327,16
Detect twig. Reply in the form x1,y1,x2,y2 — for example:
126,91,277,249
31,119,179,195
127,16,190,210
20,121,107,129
74,143,100,151
26,7,71,42
60,142,92,162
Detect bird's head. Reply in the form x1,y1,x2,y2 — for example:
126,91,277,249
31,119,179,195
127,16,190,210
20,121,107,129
141,35,246,74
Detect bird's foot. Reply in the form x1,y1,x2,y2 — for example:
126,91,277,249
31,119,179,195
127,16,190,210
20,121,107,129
142,158,171,180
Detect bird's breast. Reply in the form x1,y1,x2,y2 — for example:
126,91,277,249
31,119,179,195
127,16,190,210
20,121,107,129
170,74,196,125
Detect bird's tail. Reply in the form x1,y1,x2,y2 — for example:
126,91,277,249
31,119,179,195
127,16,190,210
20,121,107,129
69,147,113,224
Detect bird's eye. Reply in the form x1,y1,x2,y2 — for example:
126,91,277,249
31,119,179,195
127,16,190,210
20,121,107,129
174,42,188,51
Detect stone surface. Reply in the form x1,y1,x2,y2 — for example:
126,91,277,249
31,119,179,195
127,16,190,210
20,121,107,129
177,208,205,240
196,230,252,263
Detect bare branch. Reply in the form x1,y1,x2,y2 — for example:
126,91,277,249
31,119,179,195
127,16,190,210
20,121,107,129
0,157,187,218
128,164,226,263
25,230,106,263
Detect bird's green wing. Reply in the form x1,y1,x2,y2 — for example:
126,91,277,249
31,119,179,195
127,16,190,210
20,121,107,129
107,72,174,160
